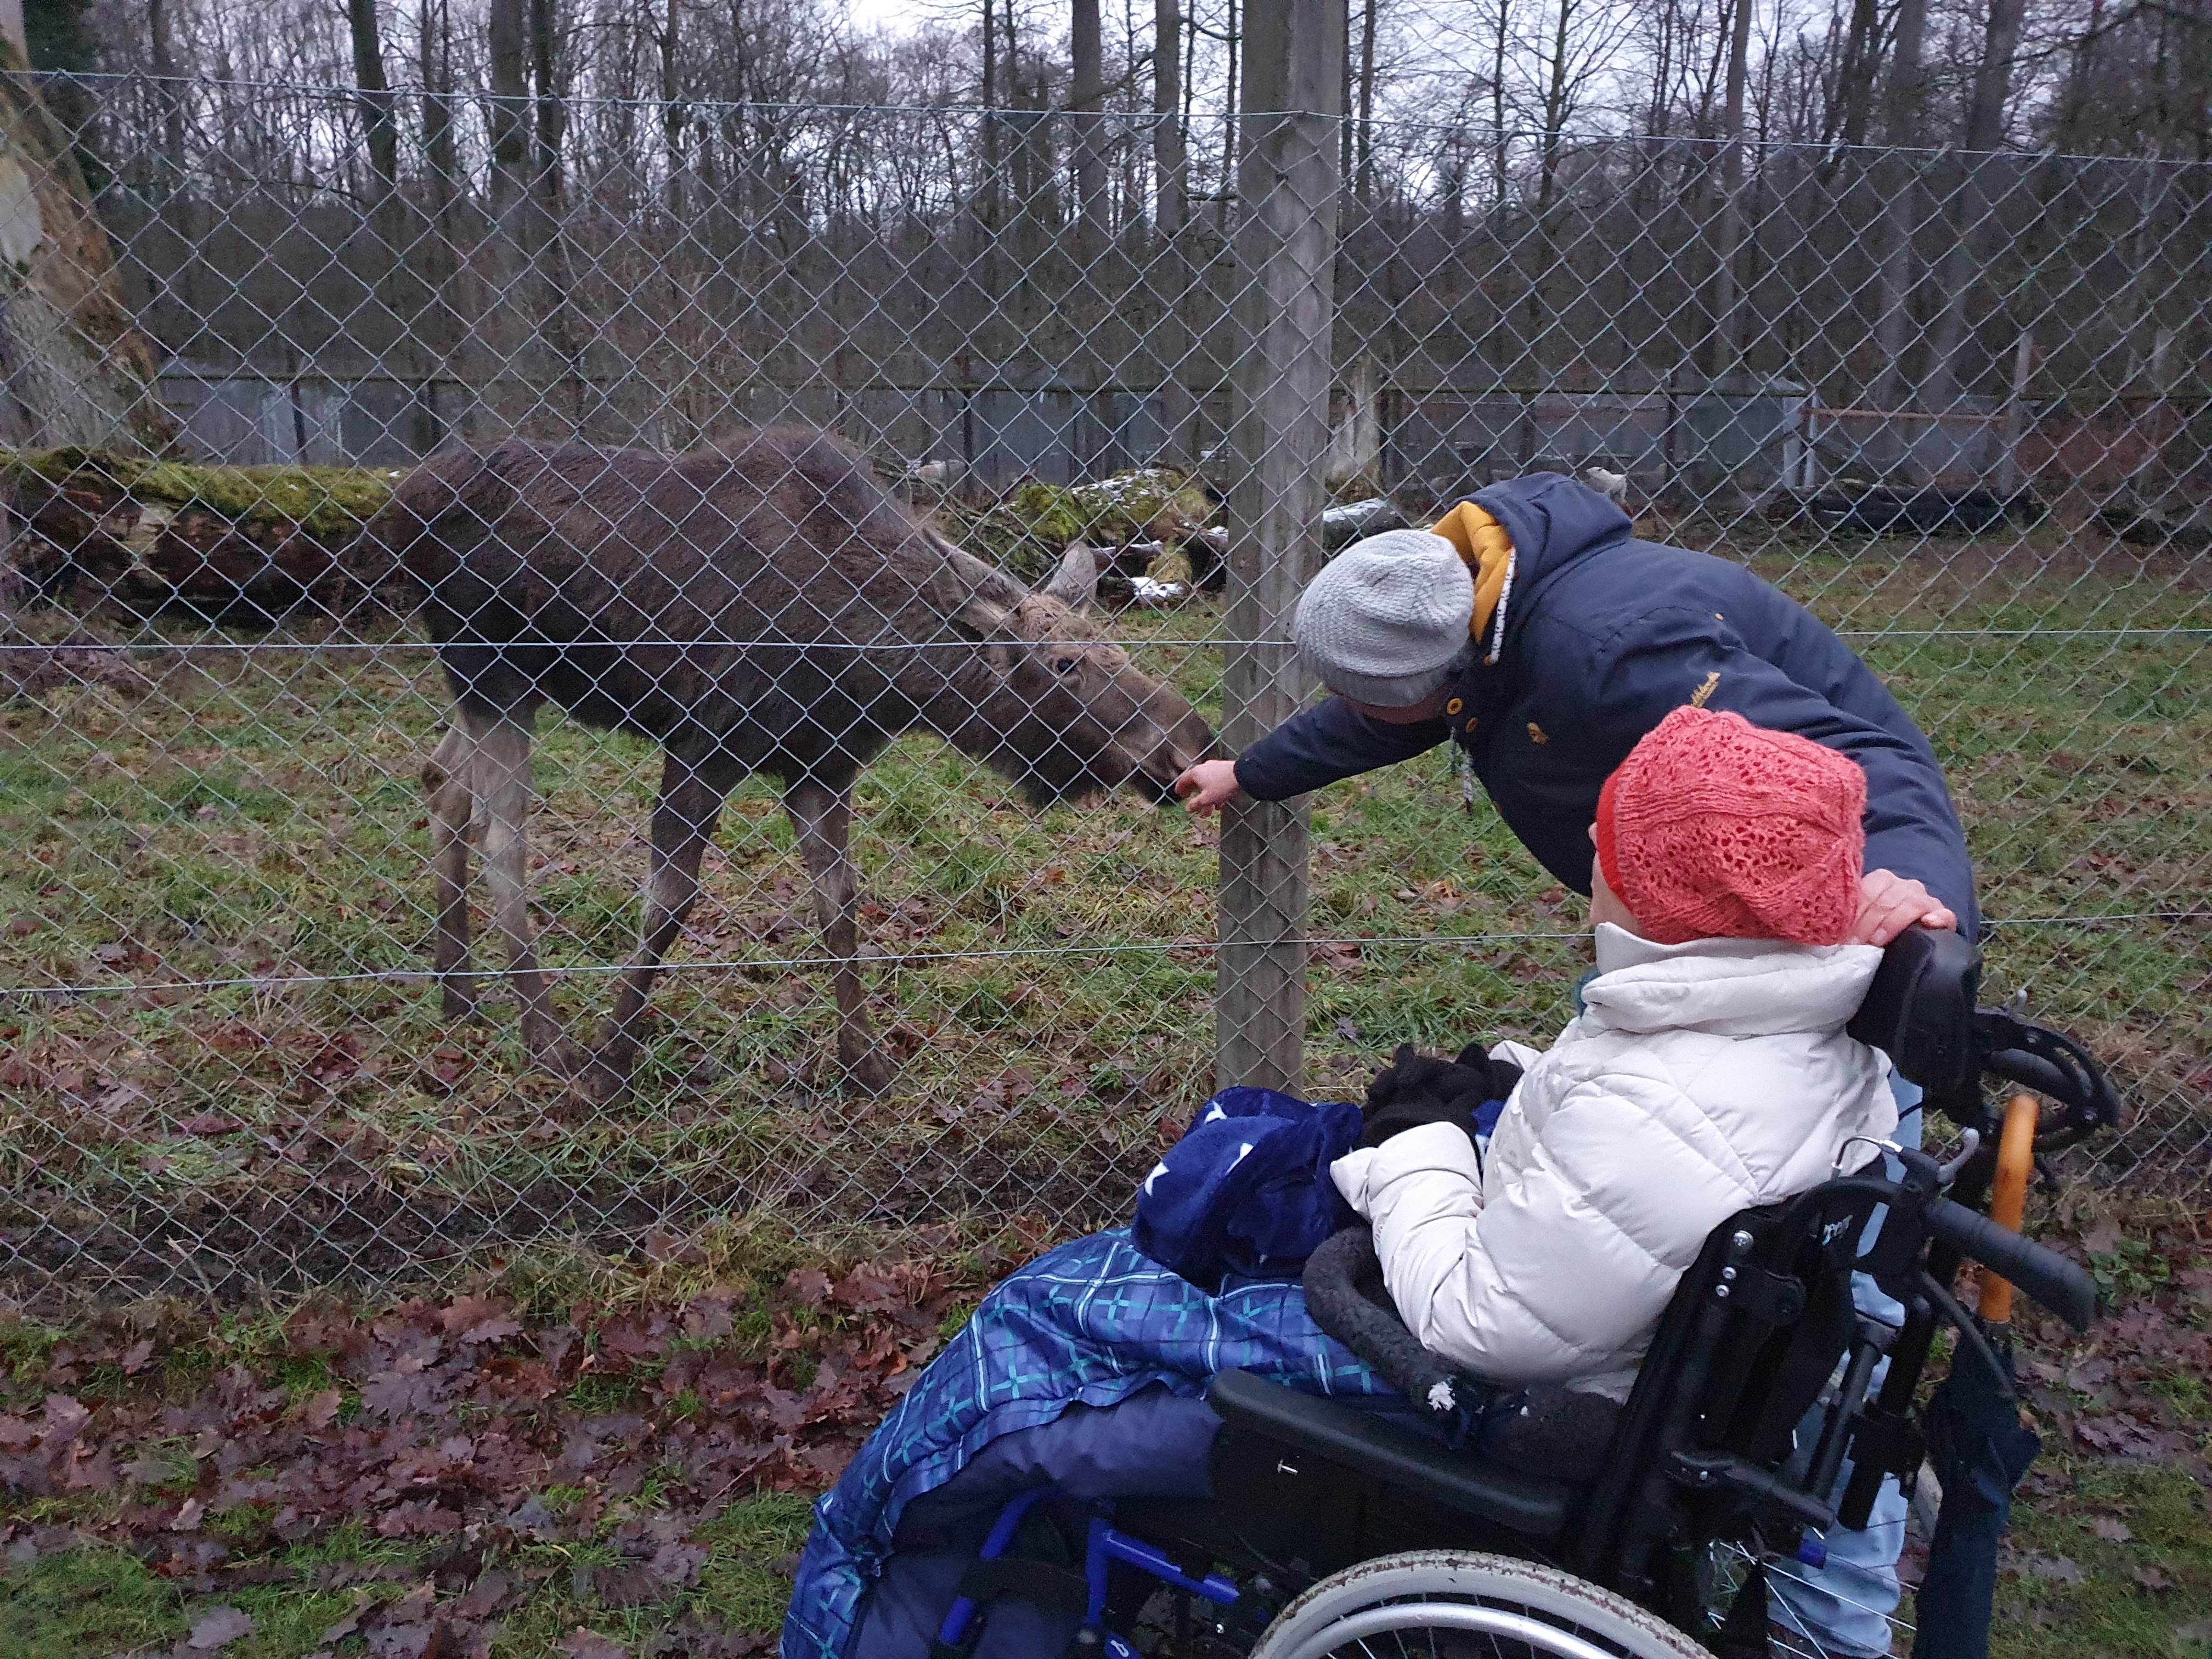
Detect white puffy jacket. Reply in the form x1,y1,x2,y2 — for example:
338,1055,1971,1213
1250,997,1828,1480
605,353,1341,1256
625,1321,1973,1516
1329,924,1898,1402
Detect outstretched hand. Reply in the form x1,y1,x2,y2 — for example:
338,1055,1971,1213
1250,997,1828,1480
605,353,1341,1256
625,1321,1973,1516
1173,759,1244,816
1850,868,1957,946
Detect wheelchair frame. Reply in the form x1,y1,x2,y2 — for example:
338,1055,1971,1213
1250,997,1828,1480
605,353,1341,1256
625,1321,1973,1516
930,931,2115,1658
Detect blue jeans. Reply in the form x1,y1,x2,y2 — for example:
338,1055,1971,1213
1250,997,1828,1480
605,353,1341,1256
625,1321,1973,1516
1766,1076,1920,1656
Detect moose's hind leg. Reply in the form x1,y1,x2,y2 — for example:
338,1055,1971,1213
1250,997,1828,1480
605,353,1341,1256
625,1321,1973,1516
466,707,588,1076
785,775,894,1096
423,724,481,1019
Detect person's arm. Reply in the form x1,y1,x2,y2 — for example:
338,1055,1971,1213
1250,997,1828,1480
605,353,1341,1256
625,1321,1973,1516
1575,610,1978,937
1331,1071,1742,1385
1231,696,1448,802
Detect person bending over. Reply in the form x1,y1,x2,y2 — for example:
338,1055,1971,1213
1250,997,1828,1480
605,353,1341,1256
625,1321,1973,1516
1176,475,1965,948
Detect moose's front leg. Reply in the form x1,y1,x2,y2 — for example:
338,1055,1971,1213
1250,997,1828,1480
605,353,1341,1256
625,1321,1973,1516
785,774,894,1096
589,752,732,1104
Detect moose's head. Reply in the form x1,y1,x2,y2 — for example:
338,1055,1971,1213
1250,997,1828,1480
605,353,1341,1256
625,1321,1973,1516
934,540,1218,808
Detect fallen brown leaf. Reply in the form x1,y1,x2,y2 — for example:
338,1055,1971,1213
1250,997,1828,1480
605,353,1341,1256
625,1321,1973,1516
556,1629,627,1659
185,1605,256,1649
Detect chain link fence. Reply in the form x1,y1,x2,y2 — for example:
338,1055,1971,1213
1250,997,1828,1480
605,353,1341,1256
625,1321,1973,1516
1,69,2206,1310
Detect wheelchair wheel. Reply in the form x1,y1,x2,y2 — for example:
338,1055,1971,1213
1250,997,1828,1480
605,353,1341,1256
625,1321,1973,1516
1246,1550,1711,1659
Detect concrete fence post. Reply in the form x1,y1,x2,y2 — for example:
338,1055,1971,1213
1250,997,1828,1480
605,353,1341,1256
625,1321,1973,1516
1215,0,1345,1094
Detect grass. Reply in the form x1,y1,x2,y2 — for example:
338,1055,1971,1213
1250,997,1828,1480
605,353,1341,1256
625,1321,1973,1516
0,518,2206,1307
0,1495,815,1657
2,501,2209,1651
1991,1460,2212,1658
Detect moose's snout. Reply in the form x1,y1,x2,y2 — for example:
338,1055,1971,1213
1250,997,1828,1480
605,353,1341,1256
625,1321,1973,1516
1122,694,1218,805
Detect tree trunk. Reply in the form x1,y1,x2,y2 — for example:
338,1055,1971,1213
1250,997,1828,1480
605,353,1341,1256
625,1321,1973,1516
347,0,399,200
1522,0,1582,381
1867,0,1927,409
660,0,685,216
980,0,998,243
1153,0,1193,464
347,0,427,443
414,0,463,395
488,0,529,187
1219,0,1238,192
146,0,184,171
1830,0,1883,151
0,71,176,466
1921,0,2024,410
1702,0,1754,376
1070,0,1103,257
1354,0,1377,203
529,0,584,425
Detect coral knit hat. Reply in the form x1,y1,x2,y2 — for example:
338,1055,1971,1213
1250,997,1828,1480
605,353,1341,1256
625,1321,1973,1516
1593,707,1868,947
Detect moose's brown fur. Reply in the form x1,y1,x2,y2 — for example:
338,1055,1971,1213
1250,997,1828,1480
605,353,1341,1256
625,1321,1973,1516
385,430,1216,1099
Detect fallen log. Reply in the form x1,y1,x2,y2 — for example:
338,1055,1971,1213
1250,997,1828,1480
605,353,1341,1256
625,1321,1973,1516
2,447,397,617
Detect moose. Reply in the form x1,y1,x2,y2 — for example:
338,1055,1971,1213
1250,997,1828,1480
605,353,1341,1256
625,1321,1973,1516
383,430,1217,1101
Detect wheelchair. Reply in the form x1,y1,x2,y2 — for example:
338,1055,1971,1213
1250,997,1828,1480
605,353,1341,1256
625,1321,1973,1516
930,929,2119,1658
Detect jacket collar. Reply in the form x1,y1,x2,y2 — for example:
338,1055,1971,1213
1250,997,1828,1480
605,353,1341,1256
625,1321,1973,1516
1429,500,1517,658
1580,924,1883,1037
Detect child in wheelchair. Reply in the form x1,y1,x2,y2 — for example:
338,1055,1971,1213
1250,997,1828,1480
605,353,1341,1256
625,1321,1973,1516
1330,703,1911,1652
783,709,1988,1659
1334,704,1895,1434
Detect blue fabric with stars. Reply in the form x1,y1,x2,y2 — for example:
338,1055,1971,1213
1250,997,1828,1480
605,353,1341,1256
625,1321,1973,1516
1132,1086,1363,1293
779,1226,1397,1659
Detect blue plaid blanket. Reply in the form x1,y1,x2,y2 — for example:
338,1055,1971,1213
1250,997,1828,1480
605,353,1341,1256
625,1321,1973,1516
779,1227,1393,1659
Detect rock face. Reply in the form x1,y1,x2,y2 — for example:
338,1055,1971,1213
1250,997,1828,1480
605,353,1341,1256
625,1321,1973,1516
0,48,174,455
5,448,395,616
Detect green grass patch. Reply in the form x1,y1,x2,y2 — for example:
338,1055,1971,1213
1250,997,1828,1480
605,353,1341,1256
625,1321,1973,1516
0,524,2204,1310
1994,1459,2212,1657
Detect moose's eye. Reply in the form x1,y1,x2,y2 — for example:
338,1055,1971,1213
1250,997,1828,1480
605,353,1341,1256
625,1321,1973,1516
1052,655,1079,676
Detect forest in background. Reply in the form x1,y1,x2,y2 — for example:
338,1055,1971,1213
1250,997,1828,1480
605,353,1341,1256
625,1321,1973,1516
0,0,2203,479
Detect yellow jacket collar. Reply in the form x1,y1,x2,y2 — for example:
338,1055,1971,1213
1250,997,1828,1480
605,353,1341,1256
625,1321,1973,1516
1429,500,1517,662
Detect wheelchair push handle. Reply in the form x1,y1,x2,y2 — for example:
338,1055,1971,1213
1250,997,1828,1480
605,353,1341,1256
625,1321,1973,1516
1923,1195,2098,1332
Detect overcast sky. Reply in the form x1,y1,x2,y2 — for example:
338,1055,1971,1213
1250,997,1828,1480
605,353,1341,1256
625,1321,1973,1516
843,0,935,36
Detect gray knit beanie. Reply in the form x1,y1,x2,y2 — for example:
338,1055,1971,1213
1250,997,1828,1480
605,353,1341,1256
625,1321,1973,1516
1293,529,1474,706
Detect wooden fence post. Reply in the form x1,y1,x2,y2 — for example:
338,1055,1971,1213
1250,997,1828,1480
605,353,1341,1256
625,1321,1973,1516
1216,0,1344,1093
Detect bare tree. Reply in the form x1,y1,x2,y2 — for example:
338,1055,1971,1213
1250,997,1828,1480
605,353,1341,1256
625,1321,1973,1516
1153,0,1195,460
1866,0,1926,408
1920,0,2025,409
1071,0,1104,253
1352,0,1378,201
1701,0,1756,375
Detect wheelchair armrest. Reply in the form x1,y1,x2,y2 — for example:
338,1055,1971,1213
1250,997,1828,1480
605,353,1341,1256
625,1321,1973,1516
1205,1369,1576,1538
1303,1227,1479,1423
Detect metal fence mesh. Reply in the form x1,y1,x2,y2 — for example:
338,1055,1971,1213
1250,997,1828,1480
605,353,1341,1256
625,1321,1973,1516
1,72,2206,1308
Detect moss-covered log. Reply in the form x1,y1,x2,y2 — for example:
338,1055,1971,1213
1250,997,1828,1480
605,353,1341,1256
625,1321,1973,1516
3,452,1229,619
3,447,397,615
933,470,1218,585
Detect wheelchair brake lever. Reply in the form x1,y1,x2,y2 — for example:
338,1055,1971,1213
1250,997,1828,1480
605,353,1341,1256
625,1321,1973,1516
1934,1128,1982,1187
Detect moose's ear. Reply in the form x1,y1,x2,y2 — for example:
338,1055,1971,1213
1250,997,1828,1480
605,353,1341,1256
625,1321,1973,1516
1037,541,1098,611
951,594,1013,638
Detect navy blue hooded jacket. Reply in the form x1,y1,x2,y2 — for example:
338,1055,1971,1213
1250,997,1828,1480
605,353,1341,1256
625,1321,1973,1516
1234,473,1978,935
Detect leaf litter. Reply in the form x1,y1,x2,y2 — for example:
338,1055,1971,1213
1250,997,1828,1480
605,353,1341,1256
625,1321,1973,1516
0,1248,994,1653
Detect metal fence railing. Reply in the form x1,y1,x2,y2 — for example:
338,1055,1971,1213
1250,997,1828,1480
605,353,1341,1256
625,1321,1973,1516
1,70,2206,1307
